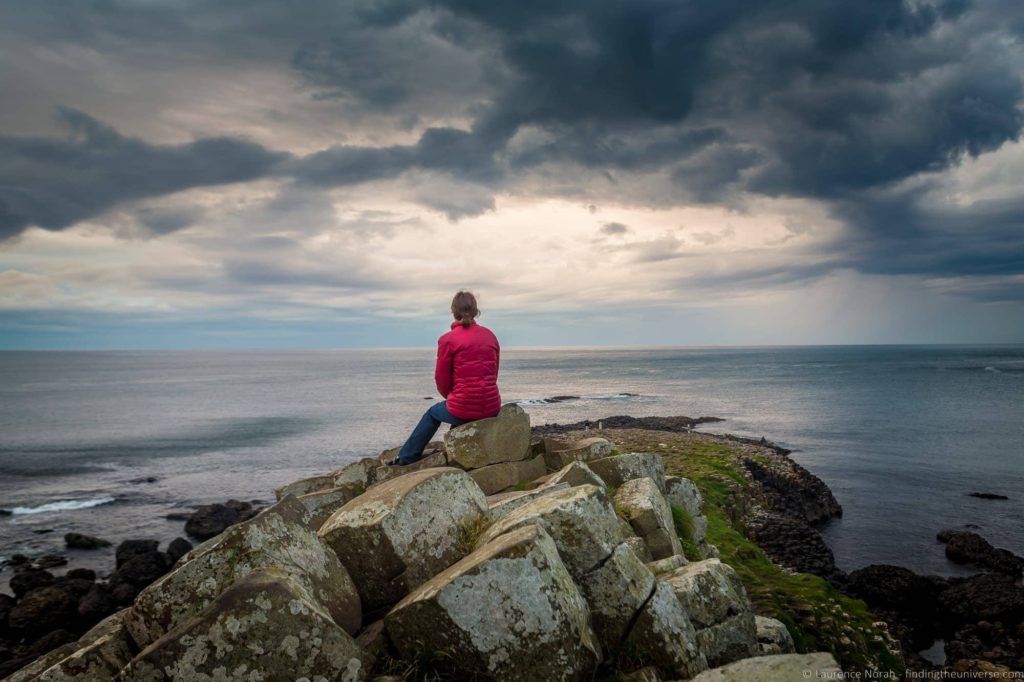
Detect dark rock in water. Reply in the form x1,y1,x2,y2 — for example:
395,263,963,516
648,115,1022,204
946,620,1024,672
545,395,581,402
7,586,77,636
35,554,68,569
55,577,95,600
185,503,240,539
65,532,112,549
424,396,433,400
937,529,1024,576
27,628,76,657
9,567,55,598
109,579,140,606
166,536,193,564
534,414,724,436
0,509,10,516
743,457,843,526
130,476,159,484
78,583,115,621
114,550,169,588
7,554,29,566
165,511,193,521
846,564,946,649
65,568,96,581
939,572,1024,628
32,529,54,534
968,491,1009,500
115,539,159,568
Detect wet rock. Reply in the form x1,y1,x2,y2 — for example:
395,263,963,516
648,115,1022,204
845,563,945,648
543,437,614,470
115,539,159,568
485,484,570,520
298,482,365,530
113,549,169,588
164,537,192,564
689,652,842,680
319,467,488,612
614,477,682,560
123,569,370,681
937,528,1024,576
663,559,758,667
126,495,361,649
78,584,115,622
65,568,96,581
64,532,111,550
755,616,796,655
35,555,68,569
589,452,666,493
624,580,706,679
444,403,531,469
8,586,78,637
469,454,546,495
968,492,1008,500
477,484,622,580
385,524,601,681
578,542,656,646
183,503,238,540
54,576,95,600
939,572,1024,629
9,567,55,598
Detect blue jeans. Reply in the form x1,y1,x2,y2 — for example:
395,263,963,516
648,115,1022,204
397,401,470,464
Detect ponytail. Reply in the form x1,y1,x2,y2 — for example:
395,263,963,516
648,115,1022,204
451,291,479,327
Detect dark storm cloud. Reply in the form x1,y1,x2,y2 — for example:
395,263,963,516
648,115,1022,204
0,108,288,238
1,0,1023,296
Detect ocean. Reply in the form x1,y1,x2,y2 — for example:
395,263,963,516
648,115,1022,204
1,345,1021,585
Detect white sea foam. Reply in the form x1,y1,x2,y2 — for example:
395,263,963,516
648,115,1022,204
5,496,116,515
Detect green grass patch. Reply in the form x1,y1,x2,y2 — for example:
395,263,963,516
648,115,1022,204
670,503,702,561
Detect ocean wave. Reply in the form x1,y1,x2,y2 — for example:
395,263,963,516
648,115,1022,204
3,496,117,515
515,392,640,406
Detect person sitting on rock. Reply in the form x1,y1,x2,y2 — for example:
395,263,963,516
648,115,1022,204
385,290,502,465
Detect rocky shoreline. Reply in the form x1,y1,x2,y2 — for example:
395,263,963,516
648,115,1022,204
1,411,1019,679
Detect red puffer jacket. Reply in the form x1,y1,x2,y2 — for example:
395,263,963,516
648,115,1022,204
435,320,501,420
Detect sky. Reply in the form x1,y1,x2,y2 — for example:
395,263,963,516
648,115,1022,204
1,0,1023,349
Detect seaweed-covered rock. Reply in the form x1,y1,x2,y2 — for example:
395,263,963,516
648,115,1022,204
755,615,795,655
578,542,656,646
385,524,601,681
126,495,360,648
444,403,531,469
689,652,841,680
477,484,622,580
589,452,666,492
319,467,488,611
624,581,707,679
123,569,370,681
469,454,546,495
543,437,614,470
663,559,758,667
614,477,682,560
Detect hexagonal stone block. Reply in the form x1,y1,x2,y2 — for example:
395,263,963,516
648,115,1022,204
123,569,370,681
444,404,531,469
689,652,841,681
589,452,666,492
543,437,614,470
537,461,606,489
665,476,703,516
373,449,448,485
276,473,336,500
332,457,380,488
755,615,796,655
579,543,656,646
624,581,707,679
663,559,758,666
486,484,569,520
298,482,365,530
126,496,360,649
614,477,682,560
469,454,546,494
319,467,488,611
477,484,622,580
385,524,601,682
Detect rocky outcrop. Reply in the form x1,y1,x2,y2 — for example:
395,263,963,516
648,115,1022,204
468,454,546,495
577,542,655,646
755,616,796,655
937,528,1024,576
690,652,842,680
182,499,257,540
485,484,569,519
297,482,365,530
614,477,682,560
385,524,601,681
444,403,531,469
543,437,614,470
624,581,707,678
533,461,606,489
318,467,488,611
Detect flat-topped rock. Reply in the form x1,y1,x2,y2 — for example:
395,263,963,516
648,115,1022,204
477,484,622,580
614,477,682,560
126,495,360,648
319,467,488,611
385,524,601,682
544,437,614,470
578,542,656,646
122,569,370,682
647,554,688,575
486,484,569,520
444,403,531,469
624,580,707,679
298,482,365,530
689,652,842,681
589,452,666,492
469,454,546,494
755,615,795,655
663,559,758,666
276,473,336,500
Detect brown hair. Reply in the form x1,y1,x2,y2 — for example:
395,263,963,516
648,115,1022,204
451,290,479,328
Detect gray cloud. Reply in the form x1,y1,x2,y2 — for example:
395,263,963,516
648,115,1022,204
600,222,629,236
